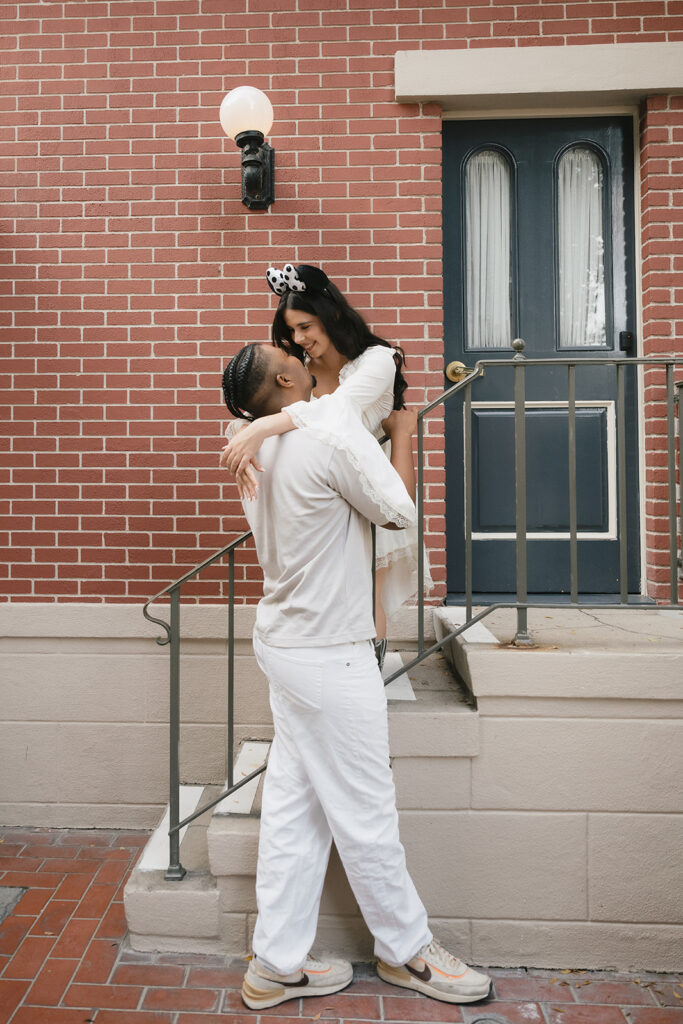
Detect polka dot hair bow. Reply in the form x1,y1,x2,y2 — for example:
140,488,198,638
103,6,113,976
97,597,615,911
265,263,307,296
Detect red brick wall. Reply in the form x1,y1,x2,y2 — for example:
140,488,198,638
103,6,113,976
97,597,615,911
640,94,683,602
2,1,682,604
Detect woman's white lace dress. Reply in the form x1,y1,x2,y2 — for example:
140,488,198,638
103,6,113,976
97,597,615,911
261,345,433,621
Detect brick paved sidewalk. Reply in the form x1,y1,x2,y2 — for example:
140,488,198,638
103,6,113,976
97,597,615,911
0,827,681,1024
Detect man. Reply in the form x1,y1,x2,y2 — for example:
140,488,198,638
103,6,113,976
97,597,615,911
221,343,491,1010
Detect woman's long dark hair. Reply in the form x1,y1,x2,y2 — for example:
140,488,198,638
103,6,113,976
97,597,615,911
271,267,408,409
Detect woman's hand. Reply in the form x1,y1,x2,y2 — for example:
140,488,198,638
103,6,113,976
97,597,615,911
219,422,265,502
381,407,418,440
219,444,263,501
221,420,266,473
219,410,296,500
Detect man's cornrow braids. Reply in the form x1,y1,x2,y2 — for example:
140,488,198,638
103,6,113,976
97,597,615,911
222,345,256,421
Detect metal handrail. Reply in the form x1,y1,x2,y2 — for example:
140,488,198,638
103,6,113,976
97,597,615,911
142,528,253,646
146,349,683,876
405,348,683,665
142,527,254,879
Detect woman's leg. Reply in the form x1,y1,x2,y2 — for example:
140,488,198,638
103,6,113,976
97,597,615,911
374,566,388,639
374,566,389,668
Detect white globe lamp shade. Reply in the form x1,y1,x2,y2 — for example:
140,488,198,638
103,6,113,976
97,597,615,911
220,86,273,141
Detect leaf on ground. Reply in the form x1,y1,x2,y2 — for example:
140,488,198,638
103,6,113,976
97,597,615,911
673,991,682,1000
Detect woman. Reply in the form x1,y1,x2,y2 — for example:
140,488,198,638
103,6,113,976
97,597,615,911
221,263,431,664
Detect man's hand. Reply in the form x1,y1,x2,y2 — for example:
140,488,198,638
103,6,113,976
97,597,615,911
381,407,418,440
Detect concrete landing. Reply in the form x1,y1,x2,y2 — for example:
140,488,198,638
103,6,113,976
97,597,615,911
435,606,683,702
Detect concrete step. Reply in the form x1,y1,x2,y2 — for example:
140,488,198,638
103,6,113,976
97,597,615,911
124,784,222,953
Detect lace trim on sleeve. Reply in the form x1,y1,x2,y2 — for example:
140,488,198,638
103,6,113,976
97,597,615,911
286,403,415,529
224,418,249,440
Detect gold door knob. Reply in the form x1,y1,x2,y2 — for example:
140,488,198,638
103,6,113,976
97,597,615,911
445,360,470,383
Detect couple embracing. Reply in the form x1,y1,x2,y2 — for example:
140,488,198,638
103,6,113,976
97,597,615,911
220,263,490,1011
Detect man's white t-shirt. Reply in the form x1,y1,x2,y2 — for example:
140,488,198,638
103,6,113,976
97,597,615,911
242,402,416,648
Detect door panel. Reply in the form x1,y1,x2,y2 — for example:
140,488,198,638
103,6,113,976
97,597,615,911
443,117,639,596
472,406,610,534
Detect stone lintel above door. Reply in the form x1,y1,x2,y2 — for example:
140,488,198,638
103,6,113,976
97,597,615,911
395,41,683,111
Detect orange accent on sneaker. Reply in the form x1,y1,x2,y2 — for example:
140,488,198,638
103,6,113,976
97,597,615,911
430,962,468,980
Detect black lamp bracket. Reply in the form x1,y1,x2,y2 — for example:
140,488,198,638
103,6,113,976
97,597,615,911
234,130,274,210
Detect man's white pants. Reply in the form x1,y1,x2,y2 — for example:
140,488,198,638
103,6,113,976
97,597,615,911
252,635,432,976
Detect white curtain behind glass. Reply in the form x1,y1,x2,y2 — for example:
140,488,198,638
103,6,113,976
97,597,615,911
557,147,607,347
465,150,512,349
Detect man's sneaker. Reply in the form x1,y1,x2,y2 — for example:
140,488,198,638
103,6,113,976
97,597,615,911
377,938,491,1004
241,953,353,1010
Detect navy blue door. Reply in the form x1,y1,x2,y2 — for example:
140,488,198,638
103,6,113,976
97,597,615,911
443,117,639,596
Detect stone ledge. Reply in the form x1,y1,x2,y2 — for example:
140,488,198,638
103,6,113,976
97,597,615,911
472,919,683,972
0,601,434,644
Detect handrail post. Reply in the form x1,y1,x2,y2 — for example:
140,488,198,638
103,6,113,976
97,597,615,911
227,550,235,790
464,381,473,623
512,340,533,646
371,523,377,639
567,364,578,603
165,586,186,881
617,363,628,603
417,414,424,655
677,381,683,589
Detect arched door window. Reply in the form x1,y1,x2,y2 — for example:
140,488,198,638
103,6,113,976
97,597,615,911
556,146,608,348
464,149,513,350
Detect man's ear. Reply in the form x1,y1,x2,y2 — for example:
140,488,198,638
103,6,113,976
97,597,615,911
275,372,295,389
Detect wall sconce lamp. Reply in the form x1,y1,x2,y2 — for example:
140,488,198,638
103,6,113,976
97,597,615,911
219,86,274,210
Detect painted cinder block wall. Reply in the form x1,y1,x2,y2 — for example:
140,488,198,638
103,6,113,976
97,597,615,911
2,0,682,606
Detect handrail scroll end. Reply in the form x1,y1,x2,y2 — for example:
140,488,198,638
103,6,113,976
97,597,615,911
143,600,172,647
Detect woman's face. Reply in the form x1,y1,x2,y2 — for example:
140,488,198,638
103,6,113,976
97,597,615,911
283,307,333,362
